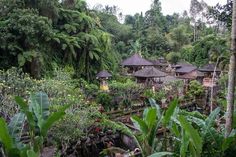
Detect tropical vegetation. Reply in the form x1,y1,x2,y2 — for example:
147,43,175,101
1,0,236,157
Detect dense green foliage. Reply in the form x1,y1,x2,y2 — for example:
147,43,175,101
0,0,232,80
186,80,205,100
92,0,230,68
0,0,235,156
0,0,117,80
0,67,84,117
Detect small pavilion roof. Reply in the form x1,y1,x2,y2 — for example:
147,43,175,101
134,67,167,78
121,53,153,66
96,70,112,78
178,70,204,79
199,64,221,72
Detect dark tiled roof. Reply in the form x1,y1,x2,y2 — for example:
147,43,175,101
199,64,221,72
96,70,112,78
121,53,153,66
134,67,167,78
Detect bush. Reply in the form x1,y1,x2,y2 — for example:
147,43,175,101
166,52,181,64
109,79,143,108
0,67,85,117
96,92,112,110
143,89,166,103
186,80,204,99
49,103,100,143
78,78,99,99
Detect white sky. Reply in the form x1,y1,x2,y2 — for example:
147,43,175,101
86,0,227,16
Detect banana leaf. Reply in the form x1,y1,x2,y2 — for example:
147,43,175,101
0,118,14,154
8,113,25,149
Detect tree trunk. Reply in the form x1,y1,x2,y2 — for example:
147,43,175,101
193,22,196,42
210,57,221,113
225,0,236,137
30,57,41,79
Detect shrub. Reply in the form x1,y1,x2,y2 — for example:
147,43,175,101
109,79,143,108
49,103,100,143
0,67,85,117
79,79,99,99
96,92,112,110
186,80,204,100
166,52,181,64
143,89,167,102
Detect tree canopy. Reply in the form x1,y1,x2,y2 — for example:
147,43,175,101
0,0,232,80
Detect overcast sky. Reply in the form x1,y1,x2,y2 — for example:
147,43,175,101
86,0,227,16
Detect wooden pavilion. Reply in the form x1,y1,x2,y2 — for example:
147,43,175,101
177,70,204,83
199,64,221,87
174,64,197,76
96,70,112,91
133,67,167,86
199,64,221,76
121,53,153,74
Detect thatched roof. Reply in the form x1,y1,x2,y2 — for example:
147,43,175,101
178,70,204,79
171,62,192,69
121,53,153,66
134,67,167,78
96,70,112,78
163,75,181,84
199,64,221,72
150,57,168,66
175,65,197,74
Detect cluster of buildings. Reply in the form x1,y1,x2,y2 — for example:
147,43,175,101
96,53,221,91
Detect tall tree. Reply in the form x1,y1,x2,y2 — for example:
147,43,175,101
190,0,203,41
208,0,233,31
225,0,236,137
190,0,208,41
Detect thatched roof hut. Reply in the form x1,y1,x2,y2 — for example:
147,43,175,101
162,75,181,84
177,70,204,80
199,64,220,72
121,53,153,66
134,67,167,78
175,64,197,75
96,70,112,78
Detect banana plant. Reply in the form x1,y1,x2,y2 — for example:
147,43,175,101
182,107,236,156
149,98,203,157
131,107,174,157
0,92,70,157
101,98,177,157
0,117,37,157
8,112,25,149
178,115,203,157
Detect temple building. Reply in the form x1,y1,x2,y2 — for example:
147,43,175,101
121,53,153,74
133,66,167,87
